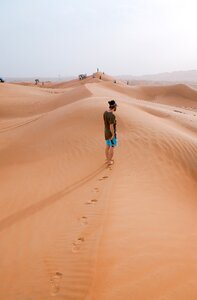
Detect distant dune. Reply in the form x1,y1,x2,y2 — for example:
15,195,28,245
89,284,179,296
0,72,197,299
118,69,197,82
101,82,197,109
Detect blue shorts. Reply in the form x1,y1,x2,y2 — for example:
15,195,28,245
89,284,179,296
106,137,118,147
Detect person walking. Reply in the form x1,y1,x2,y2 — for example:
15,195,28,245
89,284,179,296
103,100,118,165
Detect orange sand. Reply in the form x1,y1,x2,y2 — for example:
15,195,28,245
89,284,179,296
0,74,197,299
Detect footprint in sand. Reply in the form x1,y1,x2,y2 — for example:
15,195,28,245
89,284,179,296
72,237,85,253
91,199,98,203
94,187,99,192
99,176,109,181
85,199,98,205
79,216,88,226
50,272,63,296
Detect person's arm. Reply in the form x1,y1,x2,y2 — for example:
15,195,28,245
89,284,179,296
110,123,115,139
109,114,115,139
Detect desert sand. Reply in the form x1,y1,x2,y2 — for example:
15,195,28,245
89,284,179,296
0,73,197,299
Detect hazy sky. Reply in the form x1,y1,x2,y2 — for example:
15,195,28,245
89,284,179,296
1,0,197,77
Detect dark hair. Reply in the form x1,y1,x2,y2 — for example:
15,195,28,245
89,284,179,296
108,100,117,108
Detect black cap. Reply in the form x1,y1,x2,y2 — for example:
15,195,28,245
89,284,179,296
108,100,118,107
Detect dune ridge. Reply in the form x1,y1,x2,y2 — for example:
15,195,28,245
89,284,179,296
99,80,197,109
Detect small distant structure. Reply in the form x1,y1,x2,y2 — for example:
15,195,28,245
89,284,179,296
78,74,87,80
127,80,129,85
35,79,39,85
0,78,5,83
114,80,116,83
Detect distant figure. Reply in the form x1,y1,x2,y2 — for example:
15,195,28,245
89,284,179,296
99,76,101,80
103,100,118,165
103,72,105,75
35,79,39,85
97,68,99,72
127,81,129,85
114,80,116,84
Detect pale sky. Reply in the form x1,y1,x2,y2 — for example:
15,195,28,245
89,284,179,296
1,0,197,77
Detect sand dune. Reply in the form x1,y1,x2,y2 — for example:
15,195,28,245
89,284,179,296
0,75,197,299
98,81,197,109
14,73,197,109
0,83,92,118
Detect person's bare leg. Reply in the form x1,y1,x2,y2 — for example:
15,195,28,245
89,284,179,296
105,145,110,161
108,147,114,163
